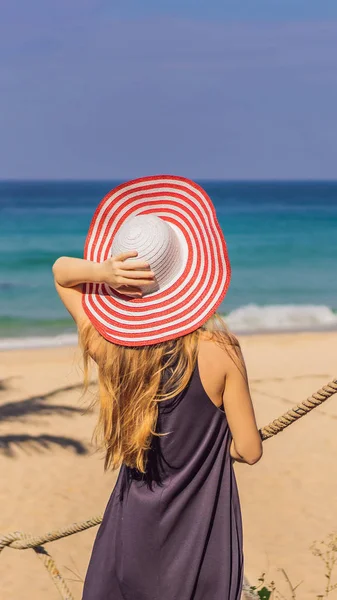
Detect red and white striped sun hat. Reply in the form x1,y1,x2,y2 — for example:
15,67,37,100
82,175,231,346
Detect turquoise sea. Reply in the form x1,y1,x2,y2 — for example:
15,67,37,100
0,181,336,349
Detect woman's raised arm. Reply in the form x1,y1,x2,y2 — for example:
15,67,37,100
52,252,155,325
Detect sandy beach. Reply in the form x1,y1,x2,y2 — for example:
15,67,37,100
0,331,337,599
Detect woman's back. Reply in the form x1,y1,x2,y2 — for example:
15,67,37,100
82,339,244,600
52,176,263,600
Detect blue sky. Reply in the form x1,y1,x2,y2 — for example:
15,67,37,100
1,1,337,179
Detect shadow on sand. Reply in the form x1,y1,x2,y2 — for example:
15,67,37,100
0,383,95,457
0,433,88,457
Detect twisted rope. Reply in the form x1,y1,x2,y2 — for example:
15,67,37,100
259,378,337,440
35,546,75,600
0,531,78,600
0,517,103,600
0,515,103,551
1,377,336,599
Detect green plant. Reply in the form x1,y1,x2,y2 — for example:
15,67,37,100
248,573,275,599
248,531,337,600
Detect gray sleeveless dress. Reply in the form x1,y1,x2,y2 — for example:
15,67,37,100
82,359,243,600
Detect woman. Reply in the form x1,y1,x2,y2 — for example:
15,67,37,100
53,176,262,600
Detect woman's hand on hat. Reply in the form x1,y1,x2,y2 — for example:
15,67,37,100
99,251,155,297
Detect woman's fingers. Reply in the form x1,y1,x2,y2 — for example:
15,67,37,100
118,269,154,280
114,251,138,262
121,259,150,271
118,285,143,297
105,253,155,290
121,277,156,287
113,252,152,273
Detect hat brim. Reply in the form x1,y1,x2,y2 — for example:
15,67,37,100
82,175,231,346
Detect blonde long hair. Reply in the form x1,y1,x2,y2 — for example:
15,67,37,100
79,314,240,473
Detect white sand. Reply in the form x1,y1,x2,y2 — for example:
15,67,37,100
0,331,336,599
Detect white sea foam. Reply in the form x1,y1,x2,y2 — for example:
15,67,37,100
0,305,337,350
0,333,78,351
225,304,337,334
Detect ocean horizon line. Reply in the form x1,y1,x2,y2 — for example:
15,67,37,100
2,178,337,184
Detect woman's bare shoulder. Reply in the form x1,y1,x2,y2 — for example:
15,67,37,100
198,329,241,373
199,328,240,349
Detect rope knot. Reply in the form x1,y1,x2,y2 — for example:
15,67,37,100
0,531,34,551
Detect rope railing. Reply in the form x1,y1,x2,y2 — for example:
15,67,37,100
259,378,337,440
1,377,336,599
